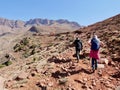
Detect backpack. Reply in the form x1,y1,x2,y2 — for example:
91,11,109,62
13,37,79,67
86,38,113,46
91,38,100,50
74,40,83,50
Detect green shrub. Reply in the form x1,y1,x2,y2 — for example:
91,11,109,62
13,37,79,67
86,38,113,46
0,64,5,68
0,60,12,69
23,50,30,58
21,38,29,45
5,54,9,58
30,48,36,55
14,44,24,52
3,60,12,66
49,43,54,47
30,44,37,49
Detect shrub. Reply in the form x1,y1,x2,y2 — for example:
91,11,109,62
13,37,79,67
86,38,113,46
30,44,37,49
30,48,36,55
0,60,12,68
21,37,29,45
14,44,24,52
0,64,5,68
3,60,12,66
23,50,30,58
48,43,54,47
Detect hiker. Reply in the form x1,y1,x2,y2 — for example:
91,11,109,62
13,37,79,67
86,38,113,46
73,33,83,62
88,34,103,72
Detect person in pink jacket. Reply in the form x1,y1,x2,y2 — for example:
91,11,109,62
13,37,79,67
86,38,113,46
88,34,103,72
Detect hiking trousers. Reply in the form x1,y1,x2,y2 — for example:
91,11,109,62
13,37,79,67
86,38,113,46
75,48,81,61
91,58,98,70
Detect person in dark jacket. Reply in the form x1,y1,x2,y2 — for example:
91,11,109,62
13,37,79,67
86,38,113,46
74,36,83,63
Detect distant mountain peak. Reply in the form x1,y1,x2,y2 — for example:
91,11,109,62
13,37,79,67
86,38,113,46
25,18,80,28
0,18,25,28
0,17,82,34
0,17,81,30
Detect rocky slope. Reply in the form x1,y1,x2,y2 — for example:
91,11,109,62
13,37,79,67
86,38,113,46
0,17,81,59
0,14,120,90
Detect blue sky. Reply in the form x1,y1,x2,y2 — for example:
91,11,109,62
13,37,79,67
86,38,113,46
0,0,120,26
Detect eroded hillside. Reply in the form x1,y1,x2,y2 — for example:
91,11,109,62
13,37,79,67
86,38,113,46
0,14,120,90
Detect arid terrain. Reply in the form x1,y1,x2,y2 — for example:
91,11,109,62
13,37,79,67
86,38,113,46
0,14,120,90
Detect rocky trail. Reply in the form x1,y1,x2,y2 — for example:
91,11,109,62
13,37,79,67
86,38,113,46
0,43,119,90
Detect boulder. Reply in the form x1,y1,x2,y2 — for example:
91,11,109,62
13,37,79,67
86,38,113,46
115,86,120,90
98,64,105,69
14,72,29,81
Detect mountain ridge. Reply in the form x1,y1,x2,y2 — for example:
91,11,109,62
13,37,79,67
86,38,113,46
0,17,81,29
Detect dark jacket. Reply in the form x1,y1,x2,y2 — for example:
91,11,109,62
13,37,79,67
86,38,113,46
74,39,83,50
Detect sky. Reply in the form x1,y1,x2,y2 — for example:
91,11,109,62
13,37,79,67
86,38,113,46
0,0,120,26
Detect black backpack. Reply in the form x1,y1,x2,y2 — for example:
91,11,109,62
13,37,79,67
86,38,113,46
91,38,100,50
74,39,83,50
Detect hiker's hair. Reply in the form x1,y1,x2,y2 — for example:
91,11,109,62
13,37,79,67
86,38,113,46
93,35,100,41
93,35,97,38
76,37,79,40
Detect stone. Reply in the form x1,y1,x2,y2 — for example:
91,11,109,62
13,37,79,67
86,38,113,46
92,80,96,86
98,64,105,69
115,86,120,90
98,70,102,76
115,67,119,70
108,61,115,66
66,87,72,90
83,78,88,82
107,88,113,90
109,77,114,80
18,72,28,79
104,59,109,65
31,71,37,77
104,81,115,88
74,79,85,85
87,88,92,90
89,85,93,89
14,72,28,81
5,80,14,88
48,82,53,87
36,81,46,87
82,85,88,89
59,78,68,84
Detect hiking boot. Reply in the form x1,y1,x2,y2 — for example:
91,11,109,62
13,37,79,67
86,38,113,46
92,69,95,73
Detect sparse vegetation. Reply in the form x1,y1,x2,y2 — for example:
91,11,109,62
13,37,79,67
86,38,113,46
0,64,6,68
4,60,12,66
0,60,12,68
13,37,40,58
20,37,29,45
48,43,54,47
30,44,37,49
13,37,30,52
23,50,31,58
14,44,22,52
30,48,36,55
